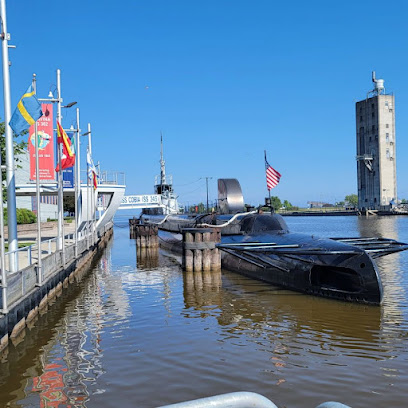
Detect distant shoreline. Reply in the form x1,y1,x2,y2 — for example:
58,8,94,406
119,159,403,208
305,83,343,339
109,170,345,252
281,210,408,217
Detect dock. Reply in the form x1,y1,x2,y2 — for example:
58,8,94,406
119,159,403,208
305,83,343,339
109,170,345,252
0,222,114,353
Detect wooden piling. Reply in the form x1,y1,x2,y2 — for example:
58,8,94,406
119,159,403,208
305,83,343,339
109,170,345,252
183,231,194,272
129,219,158,248
203,231,211,271
182,228,221,272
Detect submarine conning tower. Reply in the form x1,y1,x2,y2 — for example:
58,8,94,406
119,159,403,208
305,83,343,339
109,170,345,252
218,178,245,214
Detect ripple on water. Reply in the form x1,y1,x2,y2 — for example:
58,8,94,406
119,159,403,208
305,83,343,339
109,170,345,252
2,218,408,408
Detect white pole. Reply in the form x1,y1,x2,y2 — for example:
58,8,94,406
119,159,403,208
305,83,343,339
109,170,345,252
0,0,7,312
33,74,42,286
56,69,65,264
87,123,94,244
74,108,80,257
0,0,18,271
87,147,90,249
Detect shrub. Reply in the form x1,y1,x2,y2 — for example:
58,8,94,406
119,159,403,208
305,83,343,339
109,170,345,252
16,208,37,224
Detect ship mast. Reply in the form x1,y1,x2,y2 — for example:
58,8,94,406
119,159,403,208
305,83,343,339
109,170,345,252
160,132,166,186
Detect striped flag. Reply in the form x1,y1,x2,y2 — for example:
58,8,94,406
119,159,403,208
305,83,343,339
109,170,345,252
55,121,75,171
87,150,98,190
265,157,281,191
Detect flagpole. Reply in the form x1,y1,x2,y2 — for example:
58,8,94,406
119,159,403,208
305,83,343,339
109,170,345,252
0,0,18,271
87,123,95,245
264,150,272,212
74,108,80,257
0,1,7,310
87,146,90,249
56,69,65,265
32,74,42,285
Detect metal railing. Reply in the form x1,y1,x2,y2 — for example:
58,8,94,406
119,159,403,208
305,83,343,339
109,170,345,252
1,221,114,313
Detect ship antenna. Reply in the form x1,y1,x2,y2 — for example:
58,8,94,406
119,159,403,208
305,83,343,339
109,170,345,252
160,132,166,186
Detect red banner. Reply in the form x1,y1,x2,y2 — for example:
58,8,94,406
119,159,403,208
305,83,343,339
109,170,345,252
29,103,54,180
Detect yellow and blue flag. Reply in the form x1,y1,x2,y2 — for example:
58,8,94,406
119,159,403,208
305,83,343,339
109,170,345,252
9,85,43,135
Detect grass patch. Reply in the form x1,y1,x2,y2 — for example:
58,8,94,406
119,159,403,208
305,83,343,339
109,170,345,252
4,242,35,251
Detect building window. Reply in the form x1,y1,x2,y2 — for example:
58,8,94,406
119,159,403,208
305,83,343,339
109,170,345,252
372,112,375,118
369,136,372,142
371,103,375,110
386,149,390,159
386,124,389,128
385,101,389,107
360,116,363,122
386,133,389,143
372,125,375,133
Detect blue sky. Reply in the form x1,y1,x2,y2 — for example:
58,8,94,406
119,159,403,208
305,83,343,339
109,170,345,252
2,0,408,207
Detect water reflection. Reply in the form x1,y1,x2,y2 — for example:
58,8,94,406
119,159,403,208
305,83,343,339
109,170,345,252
356,216,407,328
136,246,159,270
2,218,408,408
182,270,382,349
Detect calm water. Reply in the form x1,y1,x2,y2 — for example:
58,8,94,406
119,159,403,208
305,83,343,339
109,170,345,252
1,216,408,408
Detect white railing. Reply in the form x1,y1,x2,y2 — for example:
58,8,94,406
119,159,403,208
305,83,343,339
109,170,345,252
1,222,113,313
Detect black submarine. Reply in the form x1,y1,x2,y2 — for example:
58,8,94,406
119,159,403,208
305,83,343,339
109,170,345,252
141,179,408,305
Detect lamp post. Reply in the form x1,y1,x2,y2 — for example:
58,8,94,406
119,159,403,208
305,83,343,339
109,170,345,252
205,177,213,212
82,124,93,247
32,73,43,286
0,0,18,271
75,108,81,255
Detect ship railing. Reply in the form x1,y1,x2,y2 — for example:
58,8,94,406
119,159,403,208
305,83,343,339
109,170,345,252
80,170,126,186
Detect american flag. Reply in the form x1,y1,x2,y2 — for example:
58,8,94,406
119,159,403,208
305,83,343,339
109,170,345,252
265,158,281,190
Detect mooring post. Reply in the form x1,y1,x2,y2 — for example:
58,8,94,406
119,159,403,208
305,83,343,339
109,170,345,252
183,231,194,272
129,219,158,249
211,228,221,270
193,232,203,272
202,231,211,271
182,228,221,272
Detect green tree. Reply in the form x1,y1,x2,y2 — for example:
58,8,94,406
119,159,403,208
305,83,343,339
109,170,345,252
345,194,358,208
283,199,293,210
0,121,27,201
401,198,407,204
270,196,282,211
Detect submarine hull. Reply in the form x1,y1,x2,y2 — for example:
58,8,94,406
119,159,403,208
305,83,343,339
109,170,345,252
220,232,383,305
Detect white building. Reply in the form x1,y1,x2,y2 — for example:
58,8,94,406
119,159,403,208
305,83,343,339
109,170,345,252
15,150,58,222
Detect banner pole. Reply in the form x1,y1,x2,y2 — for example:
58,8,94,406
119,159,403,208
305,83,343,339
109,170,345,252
33,74,42,285
87,147,90,249
0,0,18,272
56,69,65,265
74,108,80,257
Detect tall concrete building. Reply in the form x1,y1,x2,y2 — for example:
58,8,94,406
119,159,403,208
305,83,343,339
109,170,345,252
356,72,397,210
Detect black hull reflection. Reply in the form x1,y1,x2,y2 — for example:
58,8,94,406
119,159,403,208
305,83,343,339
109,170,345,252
182,269,382,344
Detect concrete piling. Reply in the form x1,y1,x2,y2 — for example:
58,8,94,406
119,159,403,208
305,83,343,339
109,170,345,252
182,228,221,272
